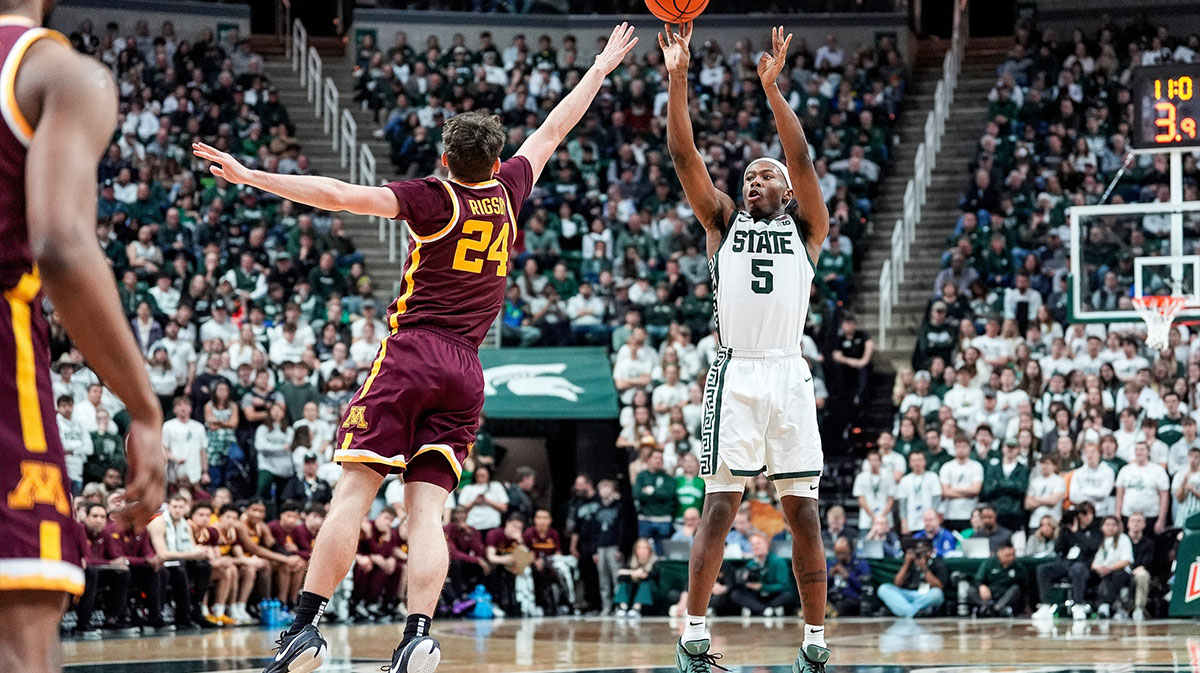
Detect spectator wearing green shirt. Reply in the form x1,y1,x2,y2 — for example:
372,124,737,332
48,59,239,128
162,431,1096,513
982,440,1030,532
643,284,677,343
977,233,1014,288
524,215,561,268
729,534,799,617
84,408,125,485
614,214,658,267
633,450,675,555
678,282,713,337
674,453,704,522
547,261,578,300
307,251,344,300
967,542,1024,617
277,362,321,423
816,236,852,303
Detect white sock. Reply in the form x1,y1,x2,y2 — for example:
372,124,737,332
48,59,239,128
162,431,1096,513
233,602,246,618
682,613,707,642
803,623,826,649
213,604,226,617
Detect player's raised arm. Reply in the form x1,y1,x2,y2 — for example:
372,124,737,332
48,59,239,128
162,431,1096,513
517,23,638,182
192,142,400,219
23,44,164,525
759,26,830,260
660,23,735,250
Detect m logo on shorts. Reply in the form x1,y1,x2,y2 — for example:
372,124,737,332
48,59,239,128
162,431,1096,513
6,460,70,515
343,406,369,430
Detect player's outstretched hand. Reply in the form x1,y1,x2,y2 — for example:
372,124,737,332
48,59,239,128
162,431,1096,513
757,25,792,85
114,418,166,528
192,141,253,185
593,22,638,74
658,22,693,79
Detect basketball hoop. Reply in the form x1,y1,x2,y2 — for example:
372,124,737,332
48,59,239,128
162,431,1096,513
1132,295,1187,351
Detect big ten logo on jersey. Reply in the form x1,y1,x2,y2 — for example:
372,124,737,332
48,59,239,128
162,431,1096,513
467,196,506,217
453,218,510,276
729,228,795,255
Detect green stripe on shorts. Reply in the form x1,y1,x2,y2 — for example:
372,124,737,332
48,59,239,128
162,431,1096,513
768,470,822,480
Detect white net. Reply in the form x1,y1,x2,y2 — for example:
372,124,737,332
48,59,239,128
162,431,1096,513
1132,296,1186,351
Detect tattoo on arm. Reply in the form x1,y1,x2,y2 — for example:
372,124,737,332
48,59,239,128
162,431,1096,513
797,570,827,585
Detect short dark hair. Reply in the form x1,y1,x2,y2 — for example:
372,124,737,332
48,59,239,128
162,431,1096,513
441,111,505,182
279,500,302,515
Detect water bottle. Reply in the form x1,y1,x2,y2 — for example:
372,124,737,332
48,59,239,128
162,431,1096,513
269,599,281,627
258,599,273,628
470,585,494,619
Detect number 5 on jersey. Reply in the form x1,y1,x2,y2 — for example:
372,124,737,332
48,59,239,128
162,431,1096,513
452,218,510,276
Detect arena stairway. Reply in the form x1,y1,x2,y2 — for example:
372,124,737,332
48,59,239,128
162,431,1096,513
857,36,1011,368
253,46,408,303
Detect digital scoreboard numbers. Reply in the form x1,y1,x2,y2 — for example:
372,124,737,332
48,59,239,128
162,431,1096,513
1132,64,1200,151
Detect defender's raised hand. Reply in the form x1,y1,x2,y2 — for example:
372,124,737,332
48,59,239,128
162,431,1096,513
192,141,253,185
593,22,638,74
757,25,793,85
658,22,693,78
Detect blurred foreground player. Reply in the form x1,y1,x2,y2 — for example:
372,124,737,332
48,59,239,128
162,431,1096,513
0,2,165,672
196,23,639,673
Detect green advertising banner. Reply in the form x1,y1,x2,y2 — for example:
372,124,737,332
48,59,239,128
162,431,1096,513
478,347,619,419
1169,511,1200,617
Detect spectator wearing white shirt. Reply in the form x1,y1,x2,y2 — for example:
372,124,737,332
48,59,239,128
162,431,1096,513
613,327,656,405
939,435,984,530
899,370,941,421
1070,444,1117,517
56,395,92,493
651,364,688,417
148,274,180,316
1134,418,1171,468
1111,338,1150,383
350,321,382,371
1166,416,1199,478
972,318,1012,369
853,450,896,530
994,369,1030,430
1038,338,1076,378
896,451,941,534
1173,446,1200,527
944,366,985,434
872,431,908,483
1025,454,1067,528
1003,273,1043,322
1112,408,1141,462
199,301,239,347
349,301,388,341
1090,515,1133,619
1114,442,1171,535
269,323,307,367
814,34,844,70
162,396,209,488
1072,336,1105,376
566,281,609,343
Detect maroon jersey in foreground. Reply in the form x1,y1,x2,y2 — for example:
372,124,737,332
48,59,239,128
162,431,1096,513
384,157,534,347
0,19,85,596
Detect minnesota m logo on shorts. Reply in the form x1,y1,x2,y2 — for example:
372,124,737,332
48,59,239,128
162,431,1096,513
7,460,70,515
342,406,368,430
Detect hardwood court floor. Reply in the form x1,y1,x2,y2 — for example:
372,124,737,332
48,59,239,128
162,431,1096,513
63,617,1200,673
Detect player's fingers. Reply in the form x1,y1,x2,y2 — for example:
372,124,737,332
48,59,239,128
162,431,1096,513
623,24,635,45
623,36,639,54
211,166,226,179
658,32,667,50
782,34,792,56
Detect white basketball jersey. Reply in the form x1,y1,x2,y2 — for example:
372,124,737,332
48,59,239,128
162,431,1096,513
710,209,813,350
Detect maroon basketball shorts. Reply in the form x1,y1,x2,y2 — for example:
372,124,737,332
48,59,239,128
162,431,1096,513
0,273,85,596
334,326,483,492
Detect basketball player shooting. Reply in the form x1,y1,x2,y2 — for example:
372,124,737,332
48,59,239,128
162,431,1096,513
660,23,831,673
194,22,638,673
0,3,166,673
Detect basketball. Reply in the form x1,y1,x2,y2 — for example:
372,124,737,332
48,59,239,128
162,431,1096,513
645,0,709,23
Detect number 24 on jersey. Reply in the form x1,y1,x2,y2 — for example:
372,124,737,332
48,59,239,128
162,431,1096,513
452,218,510,276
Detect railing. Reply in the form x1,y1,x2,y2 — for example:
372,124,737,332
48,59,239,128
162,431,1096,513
877,0,966,350
288,18,402,266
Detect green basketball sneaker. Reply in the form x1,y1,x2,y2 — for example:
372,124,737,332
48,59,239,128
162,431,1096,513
675,638,727,673
792,643,830,673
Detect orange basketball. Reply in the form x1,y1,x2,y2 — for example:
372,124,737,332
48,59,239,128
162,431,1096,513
645,0,710,23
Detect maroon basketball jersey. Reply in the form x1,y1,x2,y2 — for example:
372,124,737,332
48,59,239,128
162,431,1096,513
0,19,85,595
384,157,534,346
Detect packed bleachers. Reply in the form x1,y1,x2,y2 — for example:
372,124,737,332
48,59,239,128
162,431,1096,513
883,13,1200,621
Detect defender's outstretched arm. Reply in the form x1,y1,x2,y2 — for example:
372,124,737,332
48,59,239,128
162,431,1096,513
193,142,400,219
518,23,638,183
